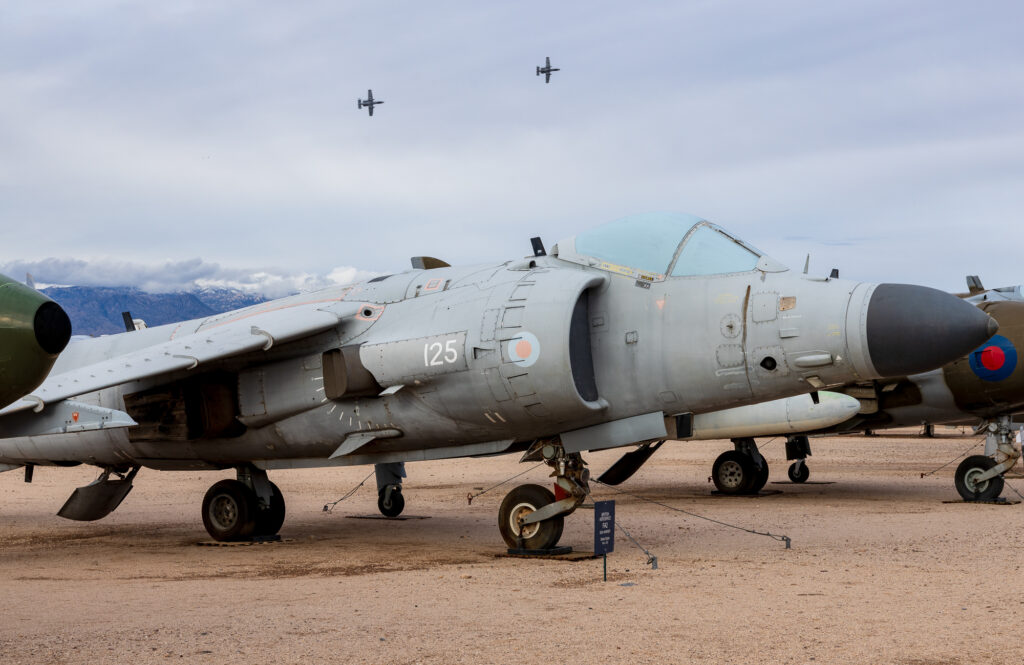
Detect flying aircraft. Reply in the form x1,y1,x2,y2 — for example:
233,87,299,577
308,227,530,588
0,274,72,409
0,213,996,549
357,90,383,117
536,57,559,83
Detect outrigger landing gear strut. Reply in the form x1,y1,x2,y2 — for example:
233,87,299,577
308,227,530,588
497,438,590,550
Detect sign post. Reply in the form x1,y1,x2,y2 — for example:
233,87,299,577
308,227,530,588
594,500,615,581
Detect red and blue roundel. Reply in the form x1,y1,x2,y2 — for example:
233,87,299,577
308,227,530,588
969,334,1017,382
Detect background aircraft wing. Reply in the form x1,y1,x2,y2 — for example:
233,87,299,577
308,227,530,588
0,301,361,417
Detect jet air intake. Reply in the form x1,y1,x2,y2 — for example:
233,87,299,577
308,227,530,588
0,276,72,408
862,283,998,378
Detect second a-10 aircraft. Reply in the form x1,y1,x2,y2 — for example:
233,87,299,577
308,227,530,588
0,213,996,549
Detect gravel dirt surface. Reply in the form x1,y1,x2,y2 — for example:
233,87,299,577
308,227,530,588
2,428,1023,664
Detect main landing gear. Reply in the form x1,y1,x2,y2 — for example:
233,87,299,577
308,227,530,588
711,438,769,495
498,438,589,550
202,465,285,541
954,416,1020,501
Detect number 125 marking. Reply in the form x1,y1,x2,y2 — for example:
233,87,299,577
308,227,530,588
423,339,459,366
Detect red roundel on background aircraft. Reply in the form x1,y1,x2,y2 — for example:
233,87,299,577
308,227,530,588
968,334,1017,382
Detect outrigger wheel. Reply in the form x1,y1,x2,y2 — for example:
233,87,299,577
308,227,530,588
954,455,1005,501
788,461,810,483
498,484,564,550
378,485,405,518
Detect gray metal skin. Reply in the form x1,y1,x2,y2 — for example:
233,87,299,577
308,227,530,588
0,258,937,470
0,216,998,543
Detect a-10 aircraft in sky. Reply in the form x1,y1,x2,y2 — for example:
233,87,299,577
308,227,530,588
0,213,997,550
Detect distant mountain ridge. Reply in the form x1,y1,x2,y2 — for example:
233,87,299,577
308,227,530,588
40,286,268,336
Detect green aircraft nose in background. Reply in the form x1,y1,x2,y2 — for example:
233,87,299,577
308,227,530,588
0,273,72,409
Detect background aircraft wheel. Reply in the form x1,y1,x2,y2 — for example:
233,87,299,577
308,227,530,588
202,479,257,541
378,486,405,517
498,484,564,550
955,455,1005,501
712,451,755,495
749,460,770,493
788,462,810,483
253,481,286,537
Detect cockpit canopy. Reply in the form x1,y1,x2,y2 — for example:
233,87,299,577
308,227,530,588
553,212,786,280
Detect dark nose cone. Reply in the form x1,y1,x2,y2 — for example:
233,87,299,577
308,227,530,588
34,300,72,355
866,284,997,377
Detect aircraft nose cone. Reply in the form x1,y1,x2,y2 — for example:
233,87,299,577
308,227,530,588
865,284,997,377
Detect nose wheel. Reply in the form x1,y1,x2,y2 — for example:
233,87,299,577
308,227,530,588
953,416,1019,501
498,484,565,550
497,438,589,550
955,455,1004,501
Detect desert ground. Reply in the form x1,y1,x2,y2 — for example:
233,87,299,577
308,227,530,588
2,428,1023,665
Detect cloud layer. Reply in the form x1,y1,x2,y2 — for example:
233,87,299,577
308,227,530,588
0,257,376,298
2,1,1022,292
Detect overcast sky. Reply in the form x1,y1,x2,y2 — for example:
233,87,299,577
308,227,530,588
2,1,1022,294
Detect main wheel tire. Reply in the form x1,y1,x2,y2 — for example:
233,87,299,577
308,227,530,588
788,462,810,483
712,451,756,495
955,455,1005,501
202,479,258,542
749,460,770,493
498,484,564,550
378,487,405,518
253,481,286,537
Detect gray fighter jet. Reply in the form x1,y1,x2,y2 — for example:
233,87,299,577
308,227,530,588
536,57,559,83
357,89,383,116
0,213,996,549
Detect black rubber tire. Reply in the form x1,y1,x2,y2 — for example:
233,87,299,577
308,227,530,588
712,451,756,495
788,462,810,483
253,481,286,537
749,459,770,493
378,487,405,518
955,455,1005,501
498,484,564,550
202,479,258,542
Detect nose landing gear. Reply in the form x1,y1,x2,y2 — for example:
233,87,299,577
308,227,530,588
497,438,590,550
954,416,1019,501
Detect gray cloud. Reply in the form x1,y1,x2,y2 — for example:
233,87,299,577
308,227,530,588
0,257,377,299
1,1,1022,293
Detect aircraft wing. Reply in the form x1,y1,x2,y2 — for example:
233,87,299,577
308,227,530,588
0,301,361,417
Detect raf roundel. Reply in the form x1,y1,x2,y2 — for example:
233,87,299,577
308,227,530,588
507,331,541,368
968,334,1018,382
